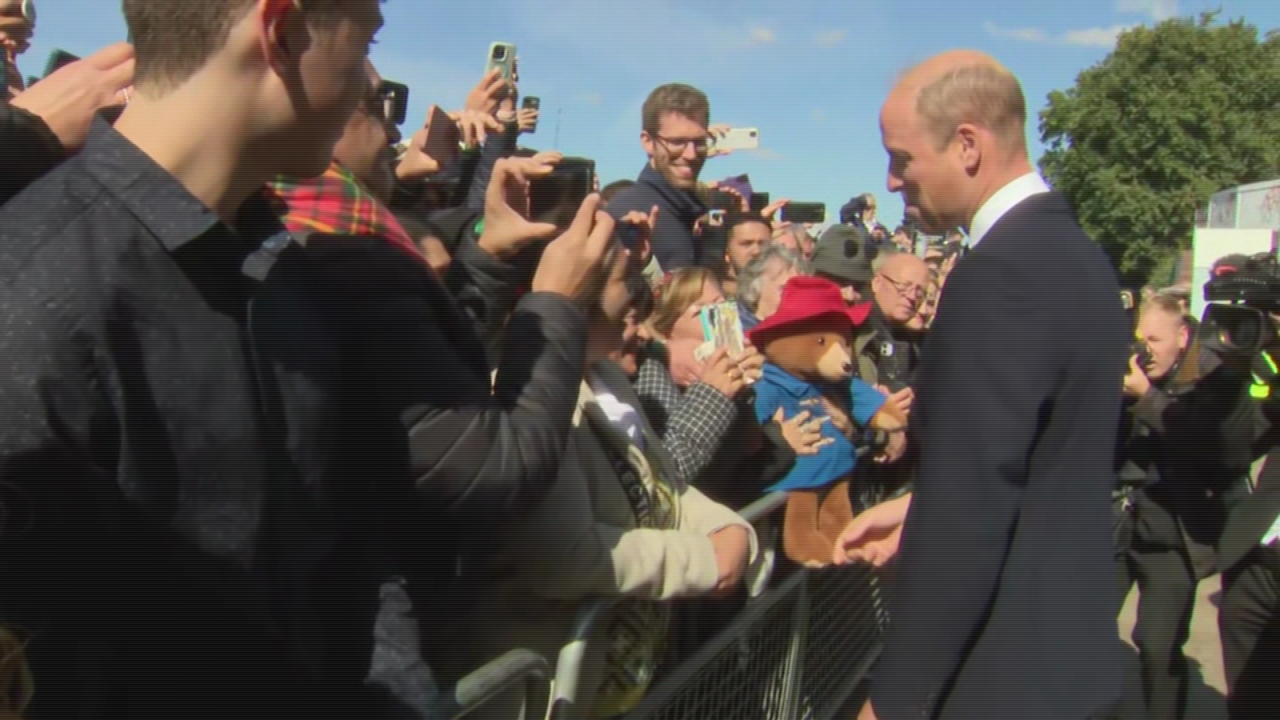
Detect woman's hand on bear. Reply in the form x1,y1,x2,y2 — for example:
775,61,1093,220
773,409,834,456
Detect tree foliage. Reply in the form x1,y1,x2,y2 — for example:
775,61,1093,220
1039,13,1280,284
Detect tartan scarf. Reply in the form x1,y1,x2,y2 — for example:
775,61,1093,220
264,161,427,268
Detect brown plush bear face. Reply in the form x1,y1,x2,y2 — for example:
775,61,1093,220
756,315,856,384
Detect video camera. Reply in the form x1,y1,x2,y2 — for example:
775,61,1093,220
1199,252,1280,357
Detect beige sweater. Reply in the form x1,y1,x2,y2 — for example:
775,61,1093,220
437,361,759,718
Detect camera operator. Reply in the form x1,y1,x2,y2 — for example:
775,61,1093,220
1216,314,1280,720
1117,293,1256,720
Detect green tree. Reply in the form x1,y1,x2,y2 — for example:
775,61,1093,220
1039,13,1280,285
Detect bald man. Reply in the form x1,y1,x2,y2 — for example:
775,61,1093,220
836,51,1128,720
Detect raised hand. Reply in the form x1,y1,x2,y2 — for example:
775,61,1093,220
832,493,912,566
530,193,616,307
478,156,562,259
11,42,135,151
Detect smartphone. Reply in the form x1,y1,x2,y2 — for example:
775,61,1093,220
378,80,410,126
43,49,79,79
707,190,739,211
486,42,517,85
418,104,459,172
782,202,826,224
698,302,746,356
521,96,540,134
749,192,771,213
529,157,596,230
712,127,760,152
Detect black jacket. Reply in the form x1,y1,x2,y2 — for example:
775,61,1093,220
872,192,1129,720
607,164,706,271
0,102,65,204
303,232,587,588
1121,346,1256,576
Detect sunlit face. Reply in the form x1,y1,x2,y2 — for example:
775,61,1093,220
588,247,636,362
332,60,402,201
264,0,383,178
669,278,724,342
880,91,964,234
872,255,930,325
642,112,709,191
1137,306,1189,380
725,220,771,273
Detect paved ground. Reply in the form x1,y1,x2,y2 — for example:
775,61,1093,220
1117,575,1228,720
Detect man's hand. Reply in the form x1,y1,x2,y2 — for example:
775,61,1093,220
516,107,539,133
875,430,907,465
614,204,658,268
11,43,135,152
773,409,834,456
832,493,912,566
1123,356,1151,398
709,524,750,597
530,192,616,307
699,348,748,399
478,156,562,260
760,198,790,226
465,68,507,116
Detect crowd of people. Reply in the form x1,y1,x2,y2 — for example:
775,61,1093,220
3,3,1280,720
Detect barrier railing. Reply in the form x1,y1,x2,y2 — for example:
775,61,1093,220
430,648,553,719
551,447,890,720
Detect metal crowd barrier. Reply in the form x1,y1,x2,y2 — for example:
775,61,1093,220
550,453,892,720
430,648,553,719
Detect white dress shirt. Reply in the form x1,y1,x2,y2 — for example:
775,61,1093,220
966,172,1052,247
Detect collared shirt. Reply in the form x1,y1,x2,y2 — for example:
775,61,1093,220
588,371,647,452
966,172,1051,247
752,364,885,492
0,119,347,715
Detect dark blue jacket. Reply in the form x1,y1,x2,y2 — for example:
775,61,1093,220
608,164,706,271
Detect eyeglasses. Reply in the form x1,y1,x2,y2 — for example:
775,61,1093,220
653,134,710,155
878,274,925,300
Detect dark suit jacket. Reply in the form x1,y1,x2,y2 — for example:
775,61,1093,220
871,192,1129,720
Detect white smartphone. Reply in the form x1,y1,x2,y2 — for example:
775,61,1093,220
486,42,517,85
713,127,760,152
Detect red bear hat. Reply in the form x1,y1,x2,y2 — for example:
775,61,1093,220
746,275,873,346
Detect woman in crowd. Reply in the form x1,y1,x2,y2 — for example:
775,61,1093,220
430,244,760,720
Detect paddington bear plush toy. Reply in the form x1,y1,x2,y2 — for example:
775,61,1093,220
748,276,907,567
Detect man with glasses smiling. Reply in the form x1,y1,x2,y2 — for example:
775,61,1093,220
608,83,715,272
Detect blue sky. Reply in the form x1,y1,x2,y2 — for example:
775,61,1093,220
19,0,1278,227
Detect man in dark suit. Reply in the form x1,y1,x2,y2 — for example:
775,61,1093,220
833,49,1129,719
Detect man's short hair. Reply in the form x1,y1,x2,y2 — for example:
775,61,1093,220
641,83,710,135
124,0,348,92
739,244,810,312
725,212,770,237
600,179,635,204
915,62,1026,154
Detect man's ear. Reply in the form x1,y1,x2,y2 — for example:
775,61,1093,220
955,123,981,173
260,0,302,75
640,131,655,158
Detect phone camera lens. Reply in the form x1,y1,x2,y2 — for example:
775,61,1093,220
492,47,506,60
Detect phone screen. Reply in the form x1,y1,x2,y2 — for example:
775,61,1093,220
529,158,595,230
522,96,541,110
782,202,826,224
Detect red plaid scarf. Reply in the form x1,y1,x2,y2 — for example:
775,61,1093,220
264,161,427,268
